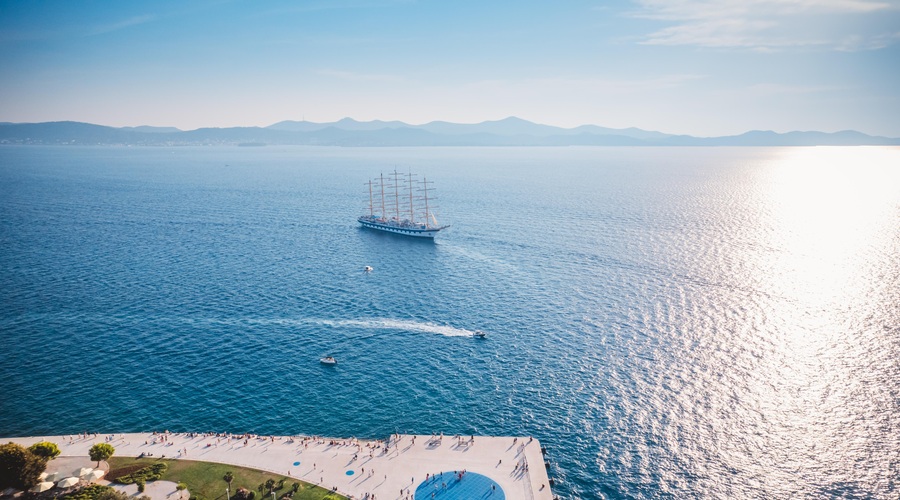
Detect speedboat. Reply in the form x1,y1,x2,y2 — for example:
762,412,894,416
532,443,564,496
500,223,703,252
364,266,373,272
473,330,486,339
320,356,337,365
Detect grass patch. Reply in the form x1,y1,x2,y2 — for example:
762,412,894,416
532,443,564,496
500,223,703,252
107,458,344,500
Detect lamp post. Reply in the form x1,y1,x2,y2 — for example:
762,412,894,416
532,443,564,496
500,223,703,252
226,487,230,500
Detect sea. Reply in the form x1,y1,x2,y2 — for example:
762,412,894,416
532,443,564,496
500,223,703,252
1,145,898,499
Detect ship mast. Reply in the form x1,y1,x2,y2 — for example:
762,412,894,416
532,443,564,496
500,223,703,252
407,170,416,224
379,173,386,220
392,169,401,222
367,179,374,217
422,176,434,229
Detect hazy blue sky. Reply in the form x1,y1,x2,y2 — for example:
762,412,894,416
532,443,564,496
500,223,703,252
1,0,898,136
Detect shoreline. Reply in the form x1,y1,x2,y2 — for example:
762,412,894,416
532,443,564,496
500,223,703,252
3,432,553,500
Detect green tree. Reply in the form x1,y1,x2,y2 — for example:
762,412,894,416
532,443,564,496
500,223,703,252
28,441,61,461
223,472,234,488
0,442,47,490
88,443,115,467
176,482,188,500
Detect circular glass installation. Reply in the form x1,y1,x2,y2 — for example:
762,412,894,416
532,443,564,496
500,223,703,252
414,471,503,499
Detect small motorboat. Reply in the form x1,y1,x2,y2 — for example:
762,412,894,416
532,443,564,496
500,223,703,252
364,266,373,272
473,330,486,339
320,356,337,365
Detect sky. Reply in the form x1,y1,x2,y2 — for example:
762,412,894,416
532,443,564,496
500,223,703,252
1,0,899,136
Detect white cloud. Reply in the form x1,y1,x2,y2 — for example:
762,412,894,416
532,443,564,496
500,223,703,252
87,15,157,36
630,0,899,50
835,30,900,50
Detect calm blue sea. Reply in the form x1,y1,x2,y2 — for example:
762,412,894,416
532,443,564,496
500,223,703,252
1,145,898,499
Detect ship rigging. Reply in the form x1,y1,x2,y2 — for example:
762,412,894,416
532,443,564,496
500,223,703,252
357,170,449,238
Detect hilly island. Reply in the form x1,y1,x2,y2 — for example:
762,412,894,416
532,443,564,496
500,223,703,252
1,117,897,147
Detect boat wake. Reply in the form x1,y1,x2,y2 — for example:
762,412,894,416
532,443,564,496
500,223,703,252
316,318,475,337
237,316,476,337
52,313,479,338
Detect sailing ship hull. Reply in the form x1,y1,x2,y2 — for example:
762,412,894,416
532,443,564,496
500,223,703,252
358,216,447,238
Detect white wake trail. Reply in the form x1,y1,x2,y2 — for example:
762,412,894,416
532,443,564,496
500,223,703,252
239,316,476,337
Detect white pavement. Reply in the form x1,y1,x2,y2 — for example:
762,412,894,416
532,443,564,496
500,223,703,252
4,433,554,500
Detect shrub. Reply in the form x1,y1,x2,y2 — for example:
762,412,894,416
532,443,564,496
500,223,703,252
61,484,119,500
137,479,145,493
0,442,46,490
96,488,132,500
113,463,168,484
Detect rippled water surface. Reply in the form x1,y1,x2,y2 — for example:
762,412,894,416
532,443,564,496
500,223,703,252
1,146,898,498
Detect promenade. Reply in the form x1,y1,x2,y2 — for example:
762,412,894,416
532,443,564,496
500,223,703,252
4,432,553,500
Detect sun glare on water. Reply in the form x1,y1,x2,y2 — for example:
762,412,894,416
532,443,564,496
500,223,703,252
737,146,900,493
763,146,899,305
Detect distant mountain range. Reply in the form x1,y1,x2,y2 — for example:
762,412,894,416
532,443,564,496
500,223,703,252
1,117,897,147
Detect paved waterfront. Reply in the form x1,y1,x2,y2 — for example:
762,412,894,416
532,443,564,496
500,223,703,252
4,433,553,500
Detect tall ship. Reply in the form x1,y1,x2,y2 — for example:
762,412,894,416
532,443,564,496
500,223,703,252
358,170,449,238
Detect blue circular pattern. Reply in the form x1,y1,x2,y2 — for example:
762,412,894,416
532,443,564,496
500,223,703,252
414,471,503,499
345,470,355,476
292,461,300,466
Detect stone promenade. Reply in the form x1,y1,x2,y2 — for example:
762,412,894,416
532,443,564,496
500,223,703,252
4,432,553,500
